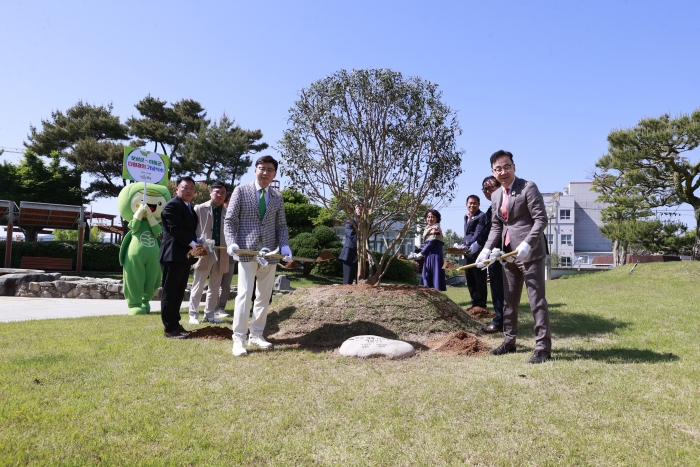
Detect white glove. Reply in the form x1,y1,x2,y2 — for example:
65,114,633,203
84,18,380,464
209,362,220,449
256,256,269,267
476,248,491,269
189,240,198,249
145,208,158,226
414,253,424,260
407,253,418,260
134,204,148,221
281,245,293,262
515,241,531,258
227,243,240,261
469,242,479,254
203,239,215,252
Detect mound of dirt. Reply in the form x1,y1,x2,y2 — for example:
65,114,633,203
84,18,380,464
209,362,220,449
186,326,232,340
466,306,494,320
266,284,484,348
427,331,492,356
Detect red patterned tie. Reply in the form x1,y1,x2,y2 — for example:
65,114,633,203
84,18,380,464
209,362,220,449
502,188,510,246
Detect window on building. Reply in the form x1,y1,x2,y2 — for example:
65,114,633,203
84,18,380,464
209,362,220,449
561,234,572,245
578,255,589,264
560,209,571,220
560,256,572,267
546,234,554,245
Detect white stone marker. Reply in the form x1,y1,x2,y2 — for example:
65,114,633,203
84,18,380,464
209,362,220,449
339,335,415,359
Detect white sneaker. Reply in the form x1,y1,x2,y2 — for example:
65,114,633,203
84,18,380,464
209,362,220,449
189,316,199,325
248,335,273,349
203,317,223,324
214,311,230,319
232,339,247,357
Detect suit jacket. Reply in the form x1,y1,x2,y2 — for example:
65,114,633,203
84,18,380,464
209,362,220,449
224,182,290,263
193,200,230,274
159,196,199,265
338,218,358,263
485,176,548,263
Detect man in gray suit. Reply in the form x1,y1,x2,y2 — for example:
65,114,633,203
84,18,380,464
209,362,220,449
188,181,229,324
477,150,552,364
224,155,292,357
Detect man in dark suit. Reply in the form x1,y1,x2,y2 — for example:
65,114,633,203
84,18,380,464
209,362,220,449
477,150,552,364
339,203,363,284
457,195,489,310
479,176,505,334
159,176,199,339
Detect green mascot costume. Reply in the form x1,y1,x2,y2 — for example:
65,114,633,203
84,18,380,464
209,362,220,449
118,183,171,315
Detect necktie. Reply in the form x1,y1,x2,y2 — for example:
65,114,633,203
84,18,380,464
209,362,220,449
258,188,266,219
502,188,510,246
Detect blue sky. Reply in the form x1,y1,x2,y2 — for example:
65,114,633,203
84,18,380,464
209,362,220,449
1,0,698,236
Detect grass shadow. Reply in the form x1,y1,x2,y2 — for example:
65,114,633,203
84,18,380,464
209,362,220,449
555,347,679,364
547,302,631,337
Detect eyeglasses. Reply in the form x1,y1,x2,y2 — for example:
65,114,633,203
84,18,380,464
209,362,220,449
492,164,513,174
482,185,498,193
256,167,276,173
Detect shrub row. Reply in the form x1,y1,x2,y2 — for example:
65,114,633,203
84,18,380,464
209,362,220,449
0,241,122,272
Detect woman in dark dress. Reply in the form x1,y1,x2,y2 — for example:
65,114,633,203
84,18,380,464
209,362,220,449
418,209,447,291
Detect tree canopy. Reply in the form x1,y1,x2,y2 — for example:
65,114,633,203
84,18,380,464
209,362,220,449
279,68,464,284
593,108,700,260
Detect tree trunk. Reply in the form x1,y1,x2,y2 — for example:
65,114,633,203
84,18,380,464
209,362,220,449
694,209,700,261
621,241,629,265
612,239,619,267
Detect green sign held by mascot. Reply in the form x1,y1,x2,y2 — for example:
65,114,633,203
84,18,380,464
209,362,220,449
118,183,171,315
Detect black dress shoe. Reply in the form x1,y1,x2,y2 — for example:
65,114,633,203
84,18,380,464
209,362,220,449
490,342,516,355
481,324,503,334
164,330,186,339
528,350,552,364
176,325,190,334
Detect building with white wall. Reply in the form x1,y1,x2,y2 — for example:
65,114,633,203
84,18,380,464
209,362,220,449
542,181,612,267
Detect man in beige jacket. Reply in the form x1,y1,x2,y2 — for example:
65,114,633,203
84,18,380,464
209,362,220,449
188,181,230,324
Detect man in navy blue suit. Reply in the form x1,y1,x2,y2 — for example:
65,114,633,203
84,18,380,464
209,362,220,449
458,195,489,310
159,176,200,339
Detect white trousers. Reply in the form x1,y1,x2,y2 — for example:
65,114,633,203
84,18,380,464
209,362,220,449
232,260,277,340
188,262,224,320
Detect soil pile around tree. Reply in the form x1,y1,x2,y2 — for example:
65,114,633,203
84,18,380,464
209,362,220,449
426,331,491,356
265,284,487,350
186,326,232,340
466,306,494,320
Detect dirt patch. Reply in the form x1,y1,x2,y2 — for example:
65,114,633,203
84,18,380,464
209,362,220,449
317,250,336,261
267,284,483,348
427,331,491,356
443,260,458,271
186,326,232,340
466,306,494,320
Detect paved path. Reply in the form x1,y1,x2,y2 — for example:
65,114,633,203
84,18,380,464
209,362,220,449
0,297,161,323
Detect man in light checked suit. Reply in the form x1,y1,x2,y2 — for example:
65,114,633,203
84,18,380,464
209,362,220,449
224,155,292,357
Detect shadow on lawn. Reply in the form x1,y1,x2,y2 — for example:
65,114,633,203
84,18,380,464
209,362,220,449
555,347,679,364
547,302,631,337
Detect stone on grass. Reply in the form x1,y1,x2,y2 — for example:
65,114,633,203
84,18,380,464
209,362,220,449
339,335,415,359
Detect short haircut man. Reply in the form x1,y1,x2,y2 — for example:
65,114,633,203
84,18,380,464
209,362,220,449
478,150,552,364
224,156,291,356
188,180,230,325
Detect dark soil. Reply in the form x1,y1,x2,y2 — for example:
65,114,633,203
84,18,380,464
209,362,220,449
185,326,232,340
265,284,487,350
427,331,492,356
466,306,494,320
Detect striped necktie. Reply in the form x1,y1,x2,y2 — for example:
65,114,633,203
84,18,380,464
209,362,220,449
502,188,510,246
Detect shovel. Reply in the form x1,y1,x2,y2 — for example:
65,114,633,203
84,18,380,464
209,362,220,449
442,250,518,271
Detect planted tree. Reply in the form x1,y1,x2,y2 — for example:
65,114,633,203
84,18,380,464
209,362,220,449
279,68,464,284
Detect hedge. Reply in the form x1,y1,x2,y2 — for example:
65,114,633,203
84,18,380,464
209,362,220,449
0,241,122,272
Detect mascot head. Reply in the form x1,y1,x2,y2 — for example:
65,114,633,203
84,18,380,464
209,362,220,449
117,183,171,221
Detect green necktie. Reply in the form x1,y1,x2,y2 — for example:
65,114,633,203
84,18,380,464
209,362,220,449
258,188,266,219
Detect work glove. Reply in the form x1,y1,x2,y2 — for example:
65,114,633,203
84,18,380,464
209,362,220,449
202,239,215,252
414,252,424,260
476,248,491,269
281,245,293,262
515,241,531,258
227,243,240,261
469,242,479,254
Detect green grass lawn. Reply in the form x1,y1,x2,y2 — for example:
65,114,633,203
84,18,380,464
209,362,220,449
2,262,699,466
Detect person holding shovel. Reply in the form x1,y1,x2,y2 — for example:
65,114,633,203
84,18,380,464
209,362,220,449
413,209,446,291
224,155,292,357
476,150,552,364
